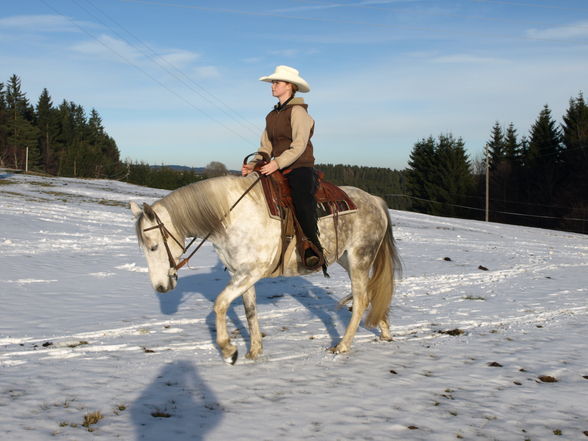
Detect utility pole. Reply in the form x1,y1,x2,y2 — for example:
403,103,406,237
485,146,490,222
25,146,29,173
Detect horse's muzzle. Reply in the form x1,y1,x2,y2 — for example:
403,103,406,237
155,273,177,293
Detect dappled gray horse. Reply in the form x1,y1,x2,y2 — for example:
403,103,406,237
131,173,400,364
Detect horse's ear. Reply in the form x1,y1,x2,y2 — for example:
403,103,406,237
130,201,143,218
142,203,156,221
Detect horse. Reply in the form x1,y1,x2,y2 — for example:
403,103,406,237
130,172,400,364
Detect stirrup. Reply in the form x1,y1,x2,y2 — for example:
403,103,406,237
305,255,320,267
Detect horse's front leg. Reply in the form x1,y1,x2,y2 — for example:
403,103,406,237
243,286,263,360
213,274,256,364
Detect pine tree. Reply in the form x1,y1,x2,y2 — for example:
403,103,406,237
561,93,588,185
407,134,473,217
433,134,473,217
5,75,40,170
0,82,7,166
500,123,523,211
524,105,562,225
485,122,504,172
36,88,60,173
560,92,588,229
407,136,436,213
503,123,522,166
88,108,121,178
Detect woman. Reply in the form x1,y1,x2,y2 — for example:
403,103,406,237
242,65,322,268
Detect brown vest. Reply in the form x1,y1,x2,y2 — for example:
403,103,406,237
265,104,315,170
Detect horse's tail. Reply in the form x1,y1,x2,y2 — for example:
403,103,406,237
365,200,401,328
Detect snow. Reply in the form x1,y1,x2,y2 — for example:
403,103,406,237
1,170,587,441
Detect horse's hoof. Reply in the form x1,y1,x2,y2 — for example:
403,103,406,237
379,335,393,342
224,350,238,365
328,344,349,354
245,349,262,360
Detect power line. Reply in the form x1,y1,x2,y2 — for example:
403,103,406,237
39,0,259,150
386,193,588,222
120,0,588,45
77,0,261,138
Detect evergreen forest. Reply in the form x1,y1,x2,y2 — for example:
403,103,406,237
1,74,586,233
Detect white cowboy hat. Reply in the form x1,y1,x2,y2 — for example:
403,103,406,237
259,65,310,93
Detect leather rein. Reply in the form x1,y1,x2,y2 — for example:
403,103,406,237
141,152,268,272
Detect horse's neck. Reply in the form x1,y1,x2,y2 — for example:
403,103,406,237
162,176,241,240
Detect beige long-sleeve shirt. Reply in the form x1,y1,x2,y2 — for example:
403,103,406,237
257,98,315,170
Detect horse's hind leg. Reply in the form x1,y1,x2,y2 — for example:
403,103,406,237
378,315,393,341
331,264,369,354
242,286,263,360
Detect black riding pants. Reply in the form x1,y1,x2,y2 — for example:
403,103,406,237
285,167,320,248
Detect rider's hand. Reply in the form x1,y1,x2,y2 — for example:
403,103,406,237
241,163,254,176
260,160,279,175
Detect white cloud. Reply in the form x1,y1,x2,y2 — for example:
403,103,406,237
268,48,320,58
193,66,221,79
272,0,420,14
0,14,79,32
431,54,509,64
71,34,144,63
242,57,263,64
527,20,588,40
154,49,200,68
268,48,302,58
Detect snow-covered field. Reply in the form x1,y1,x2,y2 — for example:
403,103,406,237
1,171,587,441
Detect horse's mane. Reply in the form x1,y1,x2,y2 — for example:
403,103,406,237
156,173,262,238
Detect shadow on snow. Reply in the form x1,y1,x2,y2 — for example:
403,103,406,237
155,260,357,351
131,360,222,441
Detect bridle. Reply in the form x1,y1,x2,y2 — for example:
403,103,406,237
141,153,268,274
141,206,194,273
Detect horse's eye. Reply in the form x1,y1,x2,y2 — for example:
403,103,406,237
150,244,158,252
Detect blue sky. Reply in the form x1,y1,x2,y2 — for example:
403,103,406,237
1,0,587,171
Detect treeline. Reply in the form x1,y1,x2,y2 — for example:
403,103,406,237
0,74,204,189
406,93,588,233
125,162,205,190
0,75,121,178
316,163,409,210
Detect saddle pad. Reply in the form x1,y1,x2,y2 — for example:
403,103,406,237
315,181,357,218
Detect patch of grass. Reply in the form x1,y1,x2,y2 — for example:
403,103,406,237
538,375,558,383
437,328,465,336
0,190,26,198
0,179,16,186
463,295,486,301
82,411,104,430
553,429,562,435
98,198,128,207
151,410,172,418
113,404,127,416
67,341,89,348
28,180,56,187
